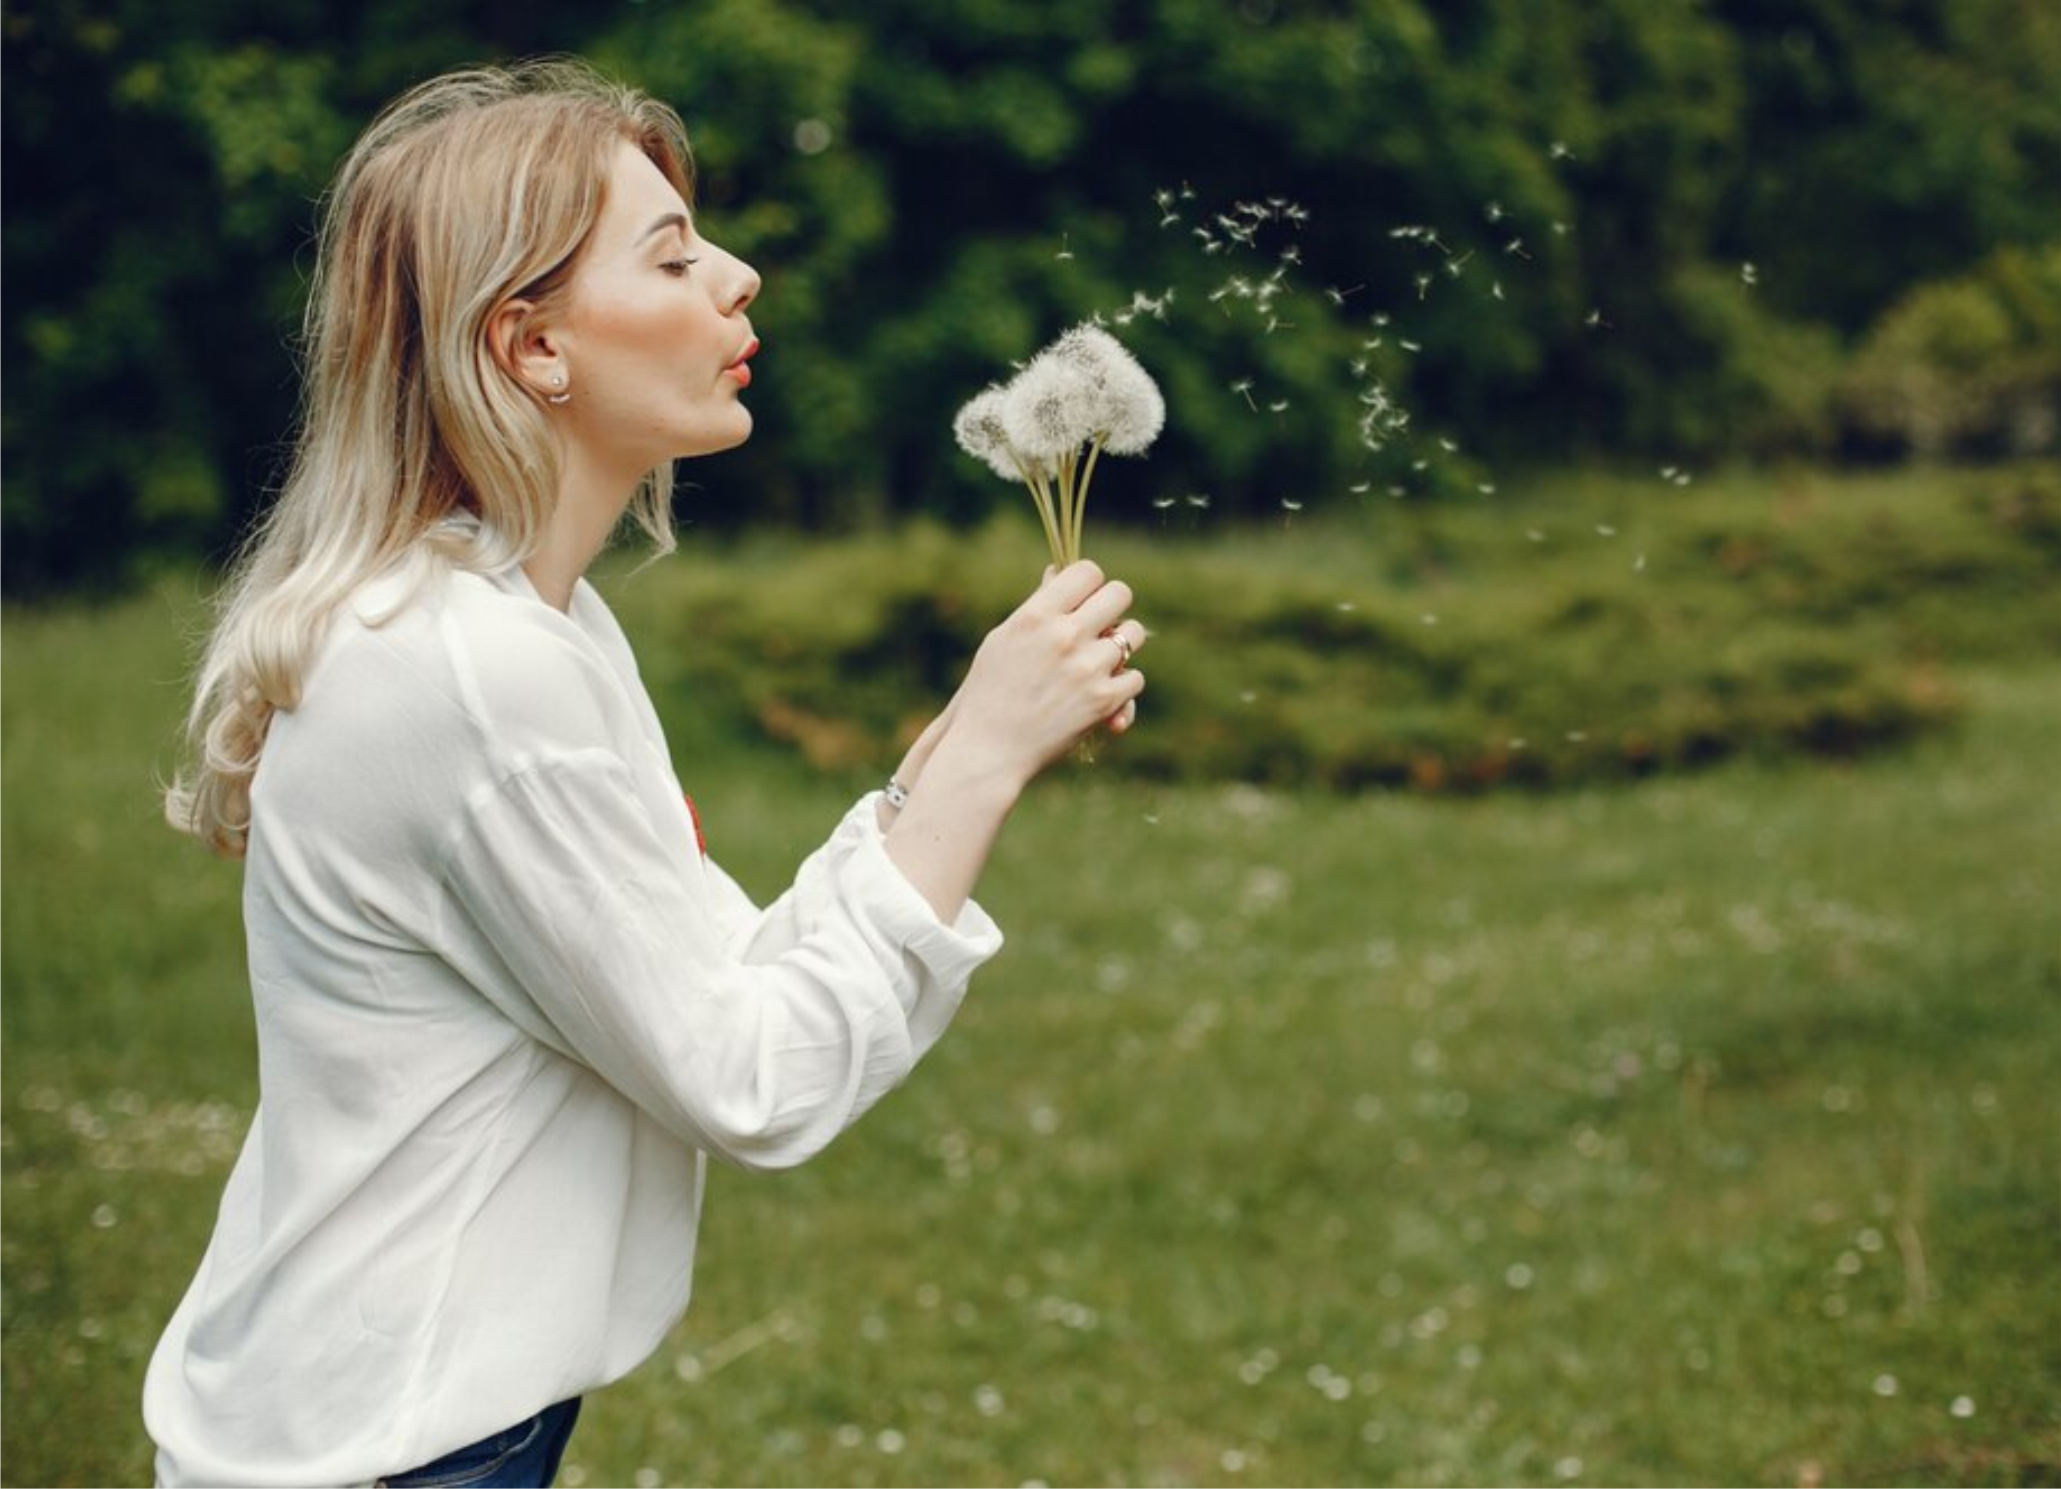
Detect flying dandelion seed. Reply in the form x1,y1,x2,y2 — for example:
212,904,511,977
1549,140,1574,159
1349,358,1369,377
1596,524,1616,536
1438,438,1459,453
1741,261,1759,287
1504,237,1530,259
1477,482,1496,495
1485,200,1506,222
1268,398,1291,413
1552,220,1571,236
1398,338,1422,353
1186,494,1212,509
1585,308,1611,328
1327,284,1365,305
1280,245,1303,266
1281,498,1305,512
1230,378,1257,410
1445,251,1474,279
1152,496,1177,510
1492,280,1506,300
1056,234,1074,261
1349,480,1372,493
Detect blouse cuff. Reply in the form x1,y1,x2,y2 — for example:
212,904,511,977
837,792,1004,991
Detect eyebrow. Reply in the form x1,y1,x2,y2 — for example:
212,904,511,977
638,212,690,244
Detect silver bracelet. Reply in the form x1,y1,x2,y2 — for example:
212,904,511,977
884,777,910,810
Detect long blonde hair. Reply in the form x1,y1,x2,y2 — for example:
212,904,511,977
167,59,693,857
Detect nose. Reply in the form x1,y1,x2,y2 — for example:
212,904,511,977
721,251,760,316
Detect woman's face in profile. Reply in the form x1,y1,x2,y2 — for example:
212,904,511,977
554,141,762,466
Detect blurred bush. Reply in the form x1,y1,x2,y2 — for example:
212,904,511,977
1840,243,2061,459
623,467,2061,793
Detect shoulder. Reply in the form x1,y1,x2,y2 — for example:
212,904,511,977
304,561,632,768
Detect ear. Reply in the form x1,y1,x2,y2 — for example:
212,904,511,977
487,297,567,400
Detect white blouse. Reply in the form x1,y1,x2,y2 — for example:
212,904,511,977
143,552,1002,1488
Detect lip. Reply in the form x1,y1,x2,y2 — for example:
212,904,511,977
724,336,759,387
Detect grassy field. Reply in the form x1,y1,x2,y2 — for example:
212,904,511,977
5,471,2059,1486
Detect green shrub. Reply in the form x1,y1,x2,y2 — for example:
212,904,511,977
1841,244,2061,458
614,465,2061,793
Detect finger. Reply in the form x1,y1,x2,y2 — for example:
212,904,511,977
1070,576,1134,636
1034,559,1105,613
1111,619,1149,663
1107,698,1138,734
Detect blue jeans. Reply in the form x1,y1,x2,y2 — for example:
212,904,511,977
380,1398,581,1487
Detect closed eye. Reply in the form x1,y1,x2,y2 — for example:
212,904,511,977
661,256,700,277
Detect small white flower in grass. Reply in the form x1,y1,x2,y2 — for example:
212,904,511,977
1951,1395,1975,1419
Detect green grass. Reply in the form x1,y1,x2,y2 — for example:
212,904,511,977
6,472,2060,1487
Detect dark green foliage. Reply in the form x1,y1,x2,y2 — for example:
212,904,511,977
7,1,2061,591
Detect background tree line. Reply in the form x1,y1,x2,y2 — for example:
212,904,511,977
5,0,2059,594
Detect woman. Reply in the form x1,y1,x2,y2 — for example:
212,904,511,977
147,59,1147,1488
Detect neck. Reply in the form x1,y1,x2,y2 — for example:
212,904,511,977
522,438,646,612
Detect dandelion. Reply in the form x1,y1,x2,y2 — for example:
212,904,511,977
955,325,1163,567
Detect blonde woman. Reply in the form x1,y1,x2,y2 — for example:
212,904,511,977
146,59,1147,1488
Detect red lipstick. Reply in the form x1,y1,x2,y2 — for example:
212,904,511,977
725,336,759,387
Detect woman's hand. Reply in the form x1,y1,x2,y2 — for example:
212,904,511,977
879,562,1146,921
947,561,1148,791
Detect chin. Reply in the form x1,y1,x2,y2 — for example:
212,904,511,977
678,411,754,459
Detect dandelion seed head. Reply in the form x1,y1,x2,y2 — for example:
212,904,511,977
999,356,1096,460
953,386,1029,482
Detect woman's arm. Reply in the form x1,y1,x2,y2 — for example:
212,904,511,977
882,561,1146,923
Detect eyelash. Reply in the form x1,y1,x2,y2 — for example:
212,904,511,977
661,256,700,277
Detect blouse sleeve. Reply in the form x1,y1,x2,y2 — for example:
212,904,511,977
435,750,1001,1172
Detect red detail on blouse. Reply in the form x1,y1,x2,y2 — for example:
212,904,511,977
683,792,708,858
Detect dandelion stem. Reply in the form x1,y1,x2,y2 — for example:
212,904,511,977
1073,436,1106,562
1057,447,1079,566
1017,461,1065,568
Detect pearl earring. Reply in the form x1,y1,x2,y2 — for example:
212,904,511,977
546,371,571,406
